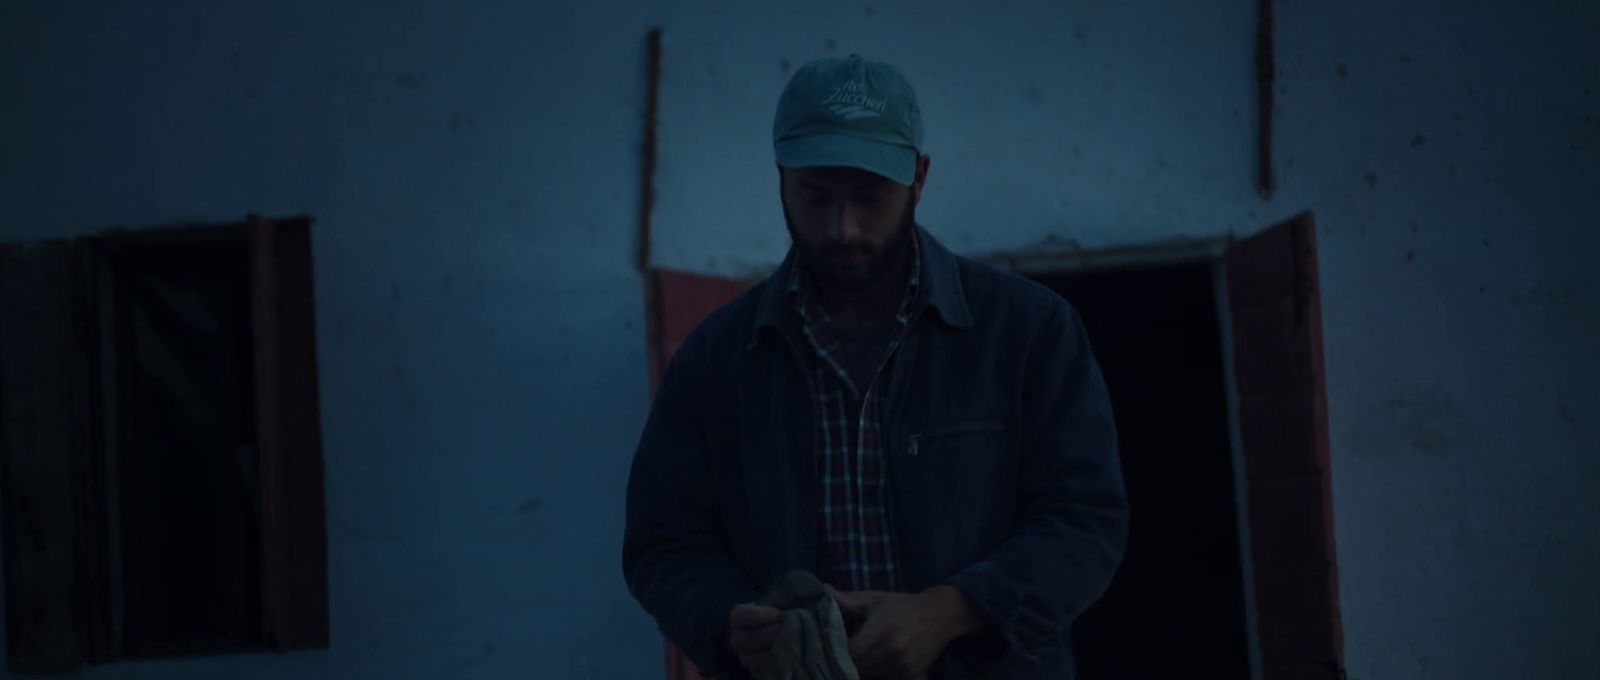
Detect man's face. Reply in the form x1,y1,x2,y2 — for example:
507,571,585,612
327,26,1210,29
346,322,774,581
780,165,918,294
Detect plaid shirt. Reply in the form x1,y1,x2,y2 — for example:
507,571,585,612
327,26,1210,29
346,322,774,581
788,235,922,593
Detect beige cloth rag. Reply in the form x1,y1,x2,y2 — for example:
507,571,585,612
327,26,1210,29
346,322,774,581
753,571,860,680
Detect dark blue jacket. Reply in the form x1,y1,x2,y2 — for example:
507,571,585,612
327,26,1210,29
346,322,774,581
623,227,1128,679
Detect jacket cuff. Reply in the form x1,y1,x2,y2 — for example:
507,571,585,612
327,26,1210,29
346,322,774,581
944,563,1060,664
682,583,760,679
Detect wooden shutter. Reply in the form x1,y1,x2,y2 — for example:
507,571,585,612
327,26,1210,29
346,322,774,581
1224,212,1346,679
250,216,329,650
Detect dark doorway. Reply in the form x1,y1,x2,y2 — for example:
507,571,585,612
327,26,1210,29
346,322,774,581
0,217,329,673
1035,261,1253,680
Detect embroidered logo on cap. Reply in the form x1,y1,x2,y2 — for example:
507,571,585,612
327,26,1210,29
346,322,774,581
822,80,886,120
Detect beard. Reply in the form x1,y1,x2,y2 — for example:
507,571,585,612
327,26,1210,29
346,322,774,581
783,194,916,294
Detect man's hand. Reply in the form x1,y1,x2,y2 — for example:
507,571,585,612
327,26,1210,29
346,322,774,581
832,585,987,679
728,602,785,674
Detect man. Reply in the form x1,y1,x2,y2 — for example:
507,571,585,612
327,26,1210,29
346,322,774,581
623,54,1127,679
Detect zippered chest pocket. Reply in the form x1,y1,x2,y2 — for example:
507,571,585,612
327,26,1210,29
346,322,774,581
907,419,1007,457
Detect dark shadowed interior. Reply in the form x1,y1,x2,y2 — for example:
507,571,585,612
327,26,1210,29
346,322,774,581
1037,262,1251,680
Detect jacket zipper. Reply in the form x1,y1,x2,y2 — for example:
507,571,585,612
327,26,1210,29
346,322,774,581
907,420,1005,457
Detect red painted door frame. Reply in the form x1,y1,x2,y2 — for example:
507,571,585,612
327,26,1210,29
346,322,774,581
1224,212,1346,679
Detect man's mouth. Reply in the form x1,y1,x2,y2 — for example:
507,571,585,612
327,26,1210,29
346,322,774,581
827,251,868,265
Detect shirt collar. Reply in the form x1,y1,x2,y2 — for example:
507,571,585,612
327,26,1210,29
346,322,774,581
752,225,973,351
787,226,922,322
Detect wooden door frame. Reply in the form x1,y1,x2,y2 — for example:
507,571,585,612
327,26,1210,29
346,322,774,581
979,213,1343,680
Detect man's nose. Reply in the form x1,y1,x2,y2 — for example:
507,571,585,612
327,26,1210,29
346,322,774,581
828,204,862,243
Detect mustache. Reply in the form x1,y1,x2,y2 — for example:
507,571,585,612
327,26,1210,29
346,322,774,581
825,244,876,257
815,242,877,258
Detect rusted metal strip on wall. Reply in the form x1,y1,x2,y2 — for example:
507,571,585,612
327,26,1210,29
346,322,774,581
1256,0,1276,197
639,28,668,391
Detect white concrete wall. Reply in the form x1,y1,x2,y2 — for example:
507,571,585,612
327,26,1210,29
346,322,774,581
652,0,1261,276
0,0,1594,678
1272,2,1600,678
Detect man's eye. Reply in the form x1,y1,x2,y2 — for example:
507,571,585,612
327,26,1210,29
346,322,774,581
854,193,885,206
802,193,830,206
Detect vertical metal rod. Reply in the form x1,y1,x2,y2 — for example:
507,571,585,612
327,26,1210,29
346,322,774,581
1256,0,1275,197
639,29,666,389
639,28,662,274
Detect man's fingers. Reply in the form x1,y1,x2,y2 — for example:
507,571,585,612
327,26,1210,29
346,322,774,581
738,652,770,675
728,603,784,665
729,620,783,654
731,603,784,629
832,589,883,619
833,591,865,615
847,616,891,670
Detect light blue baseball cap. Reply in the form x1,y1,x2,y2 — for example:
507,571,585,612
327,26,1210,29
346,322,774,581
772,54,924,186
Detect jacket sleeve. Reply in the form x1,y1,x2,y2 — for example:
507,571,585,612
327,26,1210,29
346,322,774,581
943,297,1129,662
622,338,760,678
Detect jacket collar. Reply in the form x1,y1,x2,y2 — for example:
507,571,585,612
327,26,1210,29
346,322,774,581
750,225,973,350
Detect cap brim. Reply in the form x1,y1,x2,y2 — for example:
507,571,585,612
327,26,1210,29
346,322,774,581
774,133,917,186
